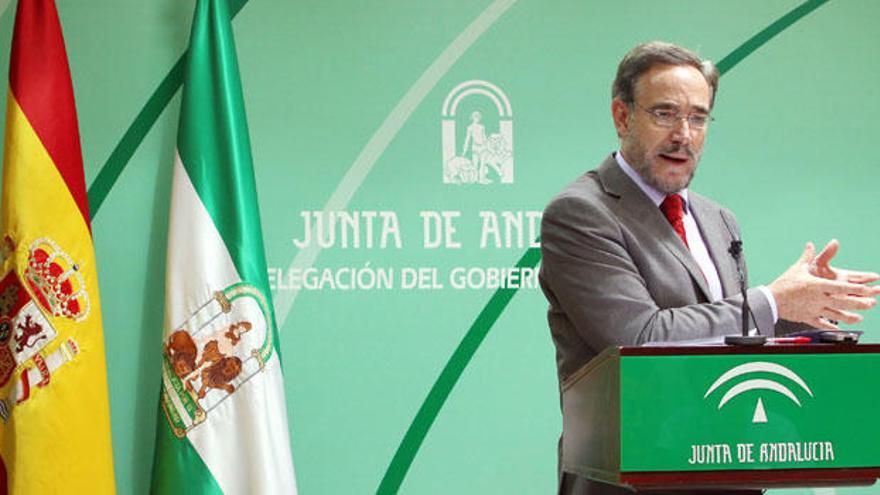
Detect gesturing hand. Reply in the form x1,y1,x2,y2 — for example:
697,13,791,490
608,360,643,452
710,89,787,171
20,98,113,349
769,242,880,330
811,239,880,284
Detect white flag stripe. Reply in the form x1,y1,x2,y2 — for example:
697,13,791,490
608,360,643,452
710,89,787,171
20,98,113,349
165,151,239,332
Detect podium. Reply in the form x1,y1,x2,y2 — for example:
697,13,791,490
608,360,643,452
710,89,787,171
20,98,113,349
561,344,880,491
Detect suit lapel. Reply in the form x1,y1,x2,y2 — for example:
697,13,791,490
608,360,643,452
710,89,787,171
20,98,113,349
596,157,713,300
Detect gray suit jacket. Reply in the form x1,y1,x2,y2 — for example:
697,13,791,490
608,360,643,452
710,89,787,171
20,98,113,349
540,155,781,384
540,155,788,494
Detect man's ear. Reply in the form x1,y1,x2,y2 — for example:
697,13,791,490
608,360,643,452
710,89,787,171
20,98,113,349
611,98,630,138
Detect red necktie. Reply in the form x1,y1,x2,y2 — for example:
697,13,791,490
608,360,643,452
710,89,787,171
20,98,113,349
660,194,689,247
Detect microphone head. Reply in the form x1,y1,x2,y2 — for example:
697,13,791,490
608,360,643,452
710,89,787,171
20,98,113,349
728,240,743,257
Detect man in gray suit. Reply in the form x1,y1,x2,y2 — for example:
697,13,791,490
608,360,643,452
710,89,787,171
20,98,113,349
539,41,880,494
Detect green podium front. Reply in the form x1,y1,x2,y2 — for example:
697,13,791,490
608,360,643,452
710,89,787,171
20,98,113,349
561,344,880,491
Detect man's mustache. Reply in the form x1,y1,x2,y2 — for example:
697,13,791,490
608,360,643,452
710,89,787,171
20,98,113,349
660,145,695,159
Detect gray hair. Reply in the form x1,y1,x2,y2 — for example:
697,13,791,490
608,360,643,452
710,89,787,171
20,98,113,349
612,41,720,108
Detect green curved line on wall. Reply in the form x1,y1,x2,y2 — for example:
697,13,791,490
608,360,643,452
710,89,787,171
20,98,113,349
375,0,831,493
716,0,829,73
86,0,250,217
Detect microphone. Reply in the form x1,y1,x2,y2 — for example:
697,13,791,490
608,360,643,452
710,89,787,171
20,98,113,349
720,213,766,346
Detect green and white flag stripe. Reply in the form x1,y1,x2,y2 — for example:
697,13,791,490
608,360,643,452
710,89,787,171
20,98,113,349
151,0,297,493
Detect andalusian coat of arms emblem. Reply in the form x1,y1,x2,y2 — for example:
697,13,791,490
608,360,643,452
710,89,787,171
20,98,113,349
160,283,275,437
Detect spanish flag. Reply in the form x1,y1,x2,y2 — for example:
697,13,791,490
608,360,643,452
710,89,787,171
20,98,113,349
0,1,115,493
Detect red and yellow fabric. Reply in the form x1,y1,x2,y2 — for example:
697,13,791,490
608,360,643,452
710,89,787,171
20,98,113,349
0,1,115,493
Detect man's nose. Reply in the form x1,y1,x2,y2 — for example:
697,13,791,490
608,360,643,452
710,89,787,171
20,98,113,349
669,118,693,143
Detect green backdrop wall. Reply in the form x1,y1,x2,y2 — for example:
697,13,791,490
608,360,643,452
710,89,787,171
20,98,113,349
0,0,878,493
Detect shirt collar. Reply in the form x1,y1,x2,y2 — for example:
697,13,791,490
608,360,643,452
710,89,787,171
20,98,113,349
614,151,689,212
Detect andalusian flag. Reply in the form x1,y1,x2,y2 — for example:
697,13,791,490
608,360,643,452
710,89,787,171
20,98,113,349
150,0,297,493
0,0,115,493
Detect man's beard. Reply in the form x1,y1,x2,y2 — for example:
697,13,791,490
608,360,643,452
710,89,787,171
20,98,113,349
629,143,698,194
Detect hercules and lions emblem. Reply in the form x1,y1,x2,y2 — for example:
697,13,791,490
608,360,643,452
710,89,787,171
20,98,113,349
166,323,247,399
160,283,275,438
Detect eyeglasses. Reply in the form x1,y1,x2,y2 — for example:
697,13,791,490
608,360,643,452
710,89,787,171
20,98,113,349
635,103,714,130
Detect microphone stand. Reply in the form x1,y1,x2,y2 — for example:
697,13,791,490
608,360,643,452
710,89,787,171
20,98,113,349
724,239,767,346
